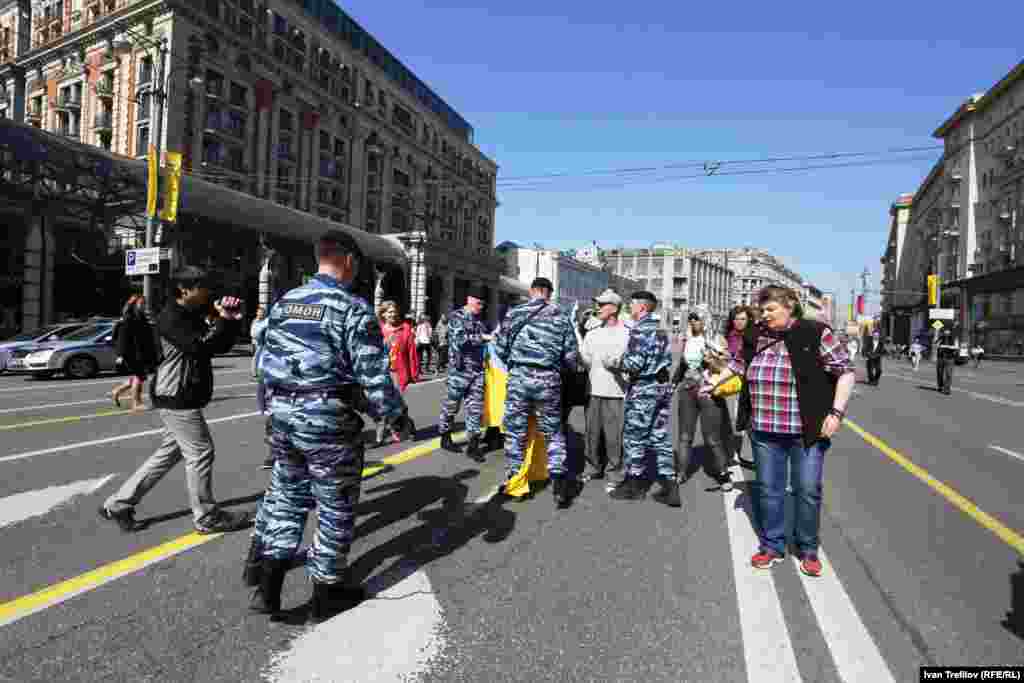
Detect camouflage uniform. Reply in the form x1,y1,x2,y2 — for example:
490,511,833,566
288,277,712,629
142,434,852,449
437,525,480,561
494,297,579,478
254,273,406,584
437,307,488,437
607,313,675,479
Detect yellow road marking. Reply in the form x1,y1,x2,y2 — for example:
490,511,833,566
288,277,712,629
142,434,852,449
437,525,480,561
0,408,137,431
845,419,1024,556
0,432,461,628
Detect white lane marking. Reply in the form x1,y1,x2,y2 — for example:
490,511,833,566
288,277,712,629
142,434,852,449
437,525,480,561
724,467,804,682
791,552,896,683
0,369,251,394
0,373,445,465
989,444,1024,464
0,382,256,415
886,373,1024,408
0,412,263,464
0,474,116,528
265,570,445,683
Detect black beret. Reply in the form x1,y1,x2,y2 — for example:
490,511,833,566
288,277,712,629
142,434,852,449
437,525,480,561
530,277,554,291
631,290,657,304
466,286,487,301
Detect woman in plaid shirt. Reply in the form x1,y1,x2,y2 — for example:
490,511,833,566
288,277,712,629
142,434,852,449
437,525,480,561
739,286,855,577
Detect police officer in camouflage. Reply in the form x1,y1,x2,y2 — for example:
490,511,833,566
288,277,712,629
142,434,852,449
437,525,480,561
605,291,680,507
249,231,415,621
438,288,492,462
494,277,580,508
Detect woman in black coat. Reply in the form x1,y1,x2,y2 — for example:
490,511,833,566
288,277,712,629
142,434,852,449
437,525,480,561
110,295,158,410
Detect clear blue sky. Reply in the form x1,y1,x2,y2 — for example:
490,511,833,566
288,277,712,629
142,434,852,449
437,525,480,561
340,0,1023,314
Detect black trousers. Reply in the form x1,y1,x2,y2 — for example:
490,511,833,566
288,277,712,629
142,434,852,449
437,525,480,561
676,389,730,479
866,357,883,384
937,359,954,393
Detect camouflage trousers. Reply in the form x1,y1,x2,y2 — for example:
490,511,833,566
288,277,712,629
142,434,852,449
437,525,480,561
502,366,567,478
623,382,676,479
254,393,365,584
437,367,484,437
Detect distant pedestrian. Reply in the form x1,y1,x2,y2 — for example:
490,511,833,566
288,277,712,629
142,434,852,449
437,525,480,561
910,339,923,371
863,330,885,386
100,267,251,535
936,329,958,395
971,344,984,368
435,314,449,373
722,305,758,467
739,286,855,577
415,314,434,374
110,295,158,411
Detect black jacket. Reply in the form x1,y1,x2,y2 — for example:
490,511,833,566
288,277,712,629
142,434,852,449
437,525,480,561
150,301,240,410
115,312,159,376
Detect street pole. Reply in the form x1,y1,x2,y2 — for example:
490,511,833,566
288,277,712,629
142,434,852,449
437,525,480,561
144,40,168,317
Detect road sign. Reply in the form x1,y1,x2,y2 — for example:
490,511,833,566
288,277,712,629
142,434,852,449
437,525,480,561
126,248,161,276
929,308,956,320
932,320,945,331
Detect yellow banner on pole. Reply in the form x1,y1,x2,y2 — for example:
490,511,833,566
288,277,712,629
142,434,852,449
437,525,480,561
160,152,183,223
146,145,158,218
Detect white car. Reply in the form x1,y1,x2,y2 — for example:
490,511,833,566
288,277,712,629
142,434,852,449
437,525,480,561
21,322,121,379
0,323,91,373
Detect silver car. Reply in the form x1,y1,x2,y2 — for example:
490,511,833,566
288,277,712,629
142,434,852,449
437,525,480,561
22,322,120,380
0,323,91,373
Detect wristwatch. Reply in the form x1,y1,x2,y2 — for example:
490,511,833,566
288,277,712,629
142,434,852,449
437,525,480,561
828,408,845,419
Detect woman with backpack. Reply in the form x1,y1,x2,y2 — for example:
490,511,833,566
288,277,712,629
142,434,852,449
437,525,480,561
111,295,158,411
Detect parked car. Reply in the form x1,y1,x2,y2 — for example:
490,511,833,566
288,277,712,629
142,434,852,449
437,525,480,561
956,344,970,366
20,322,121,380
0,322,93,373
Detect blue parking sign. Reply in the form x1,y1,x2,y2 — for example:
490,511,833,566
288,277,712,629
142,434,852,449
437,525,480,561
127,251,137,267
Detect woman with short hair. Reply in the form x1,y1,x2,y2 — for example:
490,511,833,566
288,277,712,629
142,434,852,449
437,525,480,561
722,305,759,467
738,286,855,577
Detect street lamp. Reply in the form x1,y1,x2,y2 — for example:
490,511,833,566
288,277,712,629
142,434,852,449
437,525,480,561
112,32,202,314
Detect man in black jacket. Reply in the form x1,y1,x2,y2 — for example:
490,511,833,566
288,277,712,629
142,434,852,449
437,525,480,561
100,267,252,534
863,330,885,386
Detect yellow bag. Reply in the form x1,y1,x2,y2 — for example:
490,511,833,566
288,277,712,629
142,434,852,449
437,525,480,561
711,373,743,398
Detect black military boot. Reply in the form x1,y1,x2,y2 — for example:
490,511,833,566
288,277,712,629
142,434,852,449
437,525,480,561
308,580,368,623
440,432,462,453
609,476,646,501
651,477,681,508
464,434,485,463
249,559,289,616
552,476,572,508
242,534,263,587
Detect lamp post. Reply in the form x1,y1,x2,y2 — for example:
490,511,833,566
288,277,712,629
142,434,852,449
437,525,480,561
112,33,201,315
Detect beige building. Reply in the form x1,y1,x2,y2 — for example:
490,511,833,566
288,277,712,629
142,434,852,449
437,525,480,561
0,0,514,326
695,247,804,307
601,246,734,332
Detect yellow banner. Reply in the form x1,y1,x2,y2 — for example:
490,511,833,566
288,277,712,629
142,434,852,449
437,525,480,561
146,145,158,217
160,151,183,223
927,274,939,306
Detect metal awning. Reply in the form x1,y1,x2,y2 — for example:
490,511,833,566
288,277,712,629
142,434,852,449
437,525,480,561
499,275,529,297
0,118,408,268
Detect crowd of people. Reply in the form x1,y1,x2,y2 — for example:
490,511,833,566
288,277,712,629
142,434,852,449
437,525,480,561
95,231,863,621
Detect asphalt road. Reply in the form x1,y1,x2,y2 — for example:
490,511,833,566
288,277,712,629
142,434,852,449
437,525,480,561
0,354,1020,682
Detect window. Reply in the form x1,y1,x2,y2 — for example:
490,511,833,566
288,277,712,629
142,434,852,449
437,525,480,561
272,12,287,36
279,109,293,131
139,57,153,86
229,82,246,107
136,126,150,157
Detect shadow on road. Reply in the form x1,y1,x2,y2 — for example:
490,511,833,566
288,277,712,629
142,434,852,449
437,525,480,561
1005,561,1024,640
133,492,264,531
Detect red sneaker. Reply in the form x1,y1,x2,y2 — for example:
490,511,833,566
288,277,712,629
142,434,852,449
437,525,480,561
799,554,823,577
751,549,783,569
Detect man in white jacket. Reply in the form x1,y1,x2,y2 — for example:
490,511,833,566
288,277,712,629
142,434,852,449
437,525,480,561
579,289,630,482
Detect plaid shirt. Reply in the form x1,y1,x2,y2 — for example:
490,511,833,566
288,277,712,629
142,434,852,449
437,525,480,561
747,322,853,435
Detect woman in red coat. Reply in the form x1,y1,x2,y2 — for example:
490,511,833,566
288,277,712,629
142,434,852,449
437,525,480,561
379,300,419,391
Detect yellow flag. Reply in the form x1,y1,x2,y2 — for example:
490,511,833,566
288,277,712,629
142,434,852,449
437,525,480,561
160,152,183,223
146,145,158,217
927,274,939,306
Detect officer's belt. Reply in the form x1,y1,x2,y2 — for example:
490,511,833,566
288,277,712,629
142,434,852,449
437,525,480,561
267,383,361,402
634,369,671,383
509,362,558,371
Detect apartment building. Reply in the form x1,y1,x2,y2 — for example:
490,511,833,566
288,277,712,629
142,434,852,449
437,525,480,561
0,0,506,325
693,247,804,308
600,246,734,332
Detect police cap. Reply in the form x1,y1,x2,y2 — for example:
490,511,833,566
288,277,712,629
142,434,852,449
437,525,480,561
466,285,487,301
530,277,554,292
631,290,658,304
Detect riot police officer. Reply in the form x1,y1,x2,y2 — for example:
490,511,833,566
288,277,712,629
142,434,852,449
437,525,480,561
249,230,414,621
936,327,958,395
438,288,492,462
605,291,679,507
494,277,580,508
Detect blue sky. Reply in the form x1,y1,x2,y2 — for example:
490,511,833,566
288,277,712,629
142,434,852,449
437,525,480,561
339,0,1024,314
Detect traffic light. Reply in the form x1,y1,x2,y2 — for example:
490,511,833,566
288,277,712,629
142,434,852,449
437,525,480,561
927,275,939,306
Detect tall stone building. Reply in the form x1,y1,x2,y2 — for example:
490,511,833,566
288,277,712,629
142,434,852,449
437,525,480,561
0,0,513,328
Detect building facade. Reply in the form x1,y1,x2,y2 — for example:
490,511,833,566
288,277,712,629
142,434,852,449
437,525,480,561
694,247,804,307
497,243,641,314
0,0,508,327
801,282,825,321
600,246,734,332
879,192,917,343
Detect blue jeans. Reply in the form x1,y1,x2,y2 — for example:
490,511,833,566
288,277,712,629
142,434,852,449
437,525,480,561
751,431,830,557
